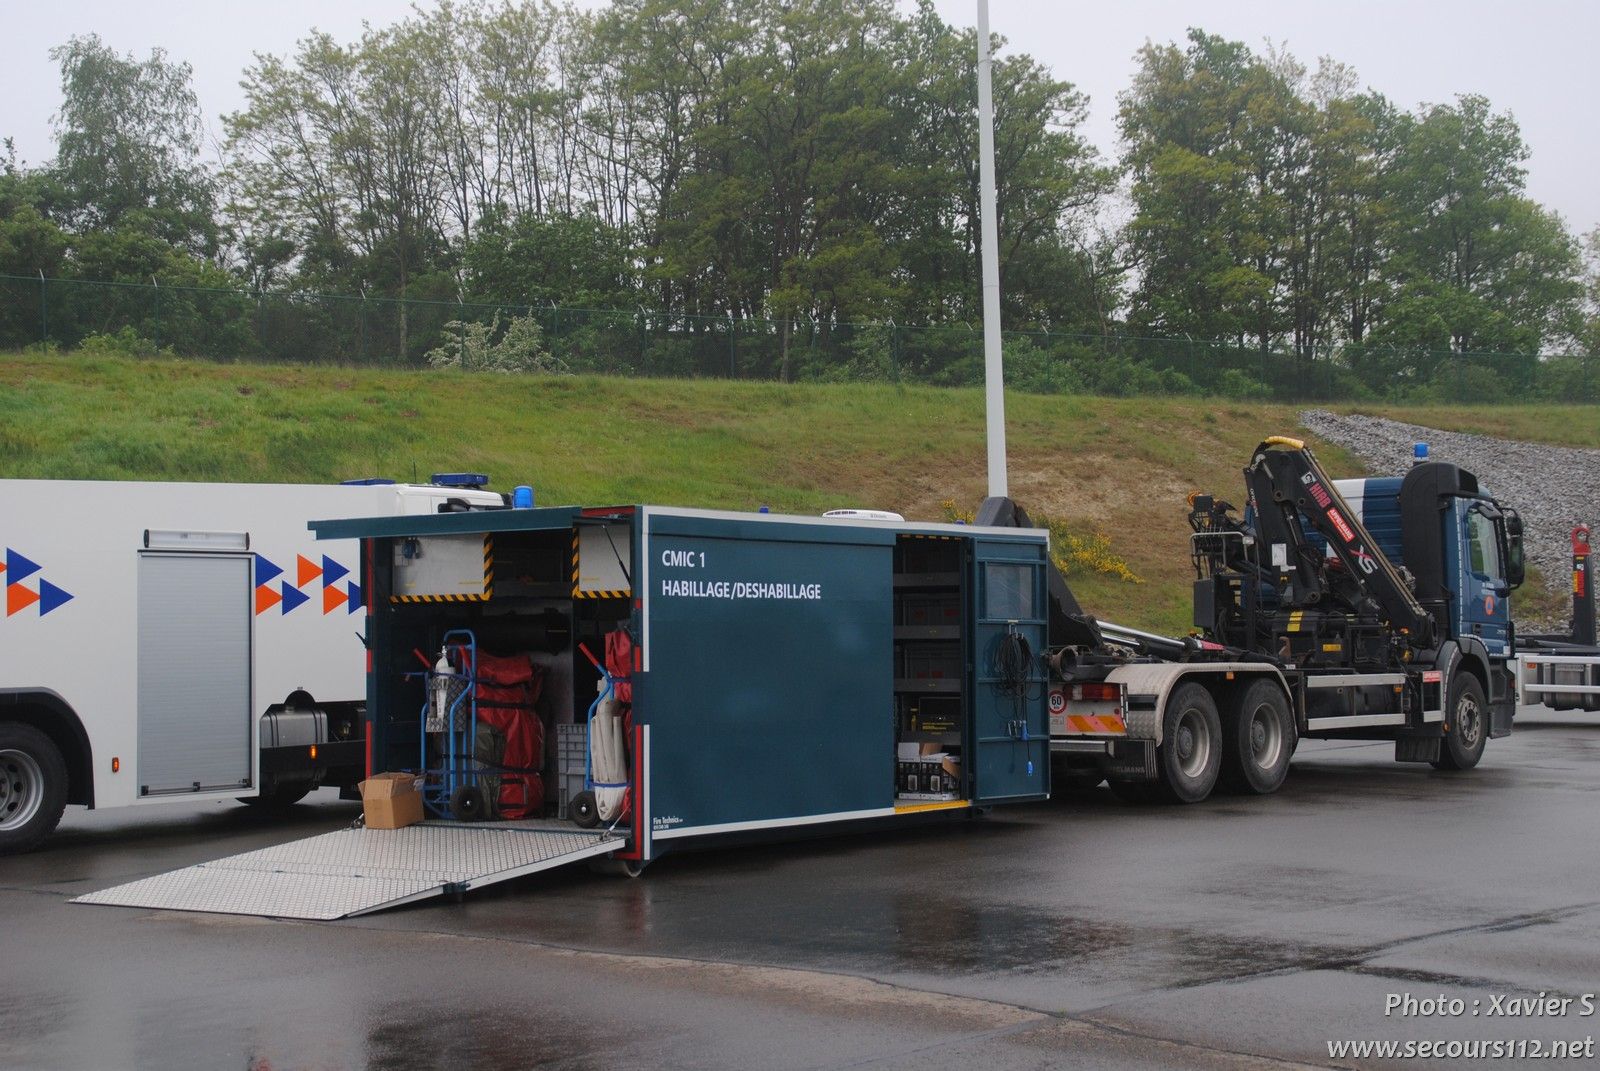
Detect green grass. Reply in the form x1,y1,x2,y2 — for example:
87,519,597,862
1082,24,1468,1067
3,353,1591,634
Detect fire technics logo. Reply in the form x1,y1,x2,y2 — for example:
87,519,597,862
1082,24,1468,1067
254,553,363,616
2,548,74,618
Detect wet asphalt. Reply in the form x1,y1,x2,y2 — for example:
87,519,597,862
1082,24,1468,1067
5,708,1600,1070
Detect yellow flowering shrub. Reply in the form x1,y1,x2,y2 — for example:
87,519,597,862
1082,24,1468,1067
940,500,1141,585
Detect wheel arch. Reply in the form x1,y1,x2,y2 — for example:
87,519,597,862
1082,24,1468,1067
1105,663,1292,745
1439,639,1490,703
0,689,94,808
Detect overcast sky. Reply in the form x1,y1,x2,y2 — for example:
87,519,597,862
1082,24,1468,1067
3,0,1596,237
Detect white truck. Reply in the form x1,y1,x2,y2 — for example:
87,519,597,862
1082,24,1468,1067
0,476,504,852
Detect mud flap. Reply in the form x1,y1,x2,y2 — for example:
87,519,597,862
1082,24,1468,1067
1395,736,1441,764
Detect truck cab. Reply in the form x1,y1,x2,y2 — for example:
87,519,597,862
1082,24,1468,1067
1337,461,1525,661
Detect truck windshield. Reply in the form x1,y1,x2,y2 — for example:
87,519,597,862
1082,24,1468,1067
1468,509,1502,580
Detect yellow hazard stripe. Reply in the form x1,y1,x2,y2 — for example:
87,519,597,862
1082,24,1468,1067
893,799,969,815
1288,611,1304,632
570,527,630,598
483,534,494,600
389,593,491,604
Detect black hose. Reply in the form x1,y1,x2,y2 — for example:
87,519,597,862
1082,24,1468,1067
995,630,1035,700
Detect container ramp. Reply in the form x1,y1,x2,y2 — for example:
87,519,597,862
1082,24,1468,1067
72,821,622,920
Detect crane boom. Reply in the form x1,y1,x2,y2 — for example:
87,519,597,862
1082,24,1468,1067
1243,437,1433,647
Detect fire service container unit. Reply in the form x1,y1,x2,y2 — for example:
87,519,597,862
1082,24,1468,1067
311,504,1053,868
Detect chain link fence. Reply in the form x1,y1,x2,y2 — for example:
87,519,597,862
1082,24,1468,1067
2,273,1594,403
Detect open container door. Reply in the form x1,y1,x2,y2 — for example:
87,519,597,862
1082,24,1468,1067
969,538,1050,803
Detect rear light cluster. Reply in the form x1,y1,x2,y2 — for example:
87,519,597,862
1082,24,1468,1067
1069,683,1120,702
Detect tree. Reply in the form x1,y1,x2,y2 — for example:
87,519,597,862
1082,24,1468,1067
1119,31,1294,348
49,34,217,256
462,210,637,308
1370,96,1581,365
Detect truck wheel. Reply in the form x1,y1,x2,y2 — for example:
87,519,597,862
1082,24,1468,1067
1222,680,1296,795
238,782,313,810
0,723,68,854
1433,674,1488,771
1157,682,1222,803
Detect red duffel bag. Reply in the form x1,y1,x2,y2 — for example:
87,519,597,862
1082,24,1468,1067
474,651,545,819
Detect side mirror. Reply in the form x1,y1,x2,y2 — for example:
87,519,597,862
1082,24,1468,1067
1503,508,1526,590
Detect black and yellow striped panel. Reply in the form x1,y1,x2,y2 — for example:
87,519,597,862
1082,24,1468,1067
483,533,494,600
570,528,631,599
387,534,495,604
390,593,491,604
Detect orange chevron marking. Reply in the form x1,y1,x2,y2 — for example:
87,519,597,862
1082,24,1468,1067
323,586,348,615
255,584,282,615
7,583,39,616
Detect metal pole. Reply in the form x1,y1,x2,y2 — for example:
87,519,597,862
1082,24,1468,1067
38,270,47,345
976,0,1008,497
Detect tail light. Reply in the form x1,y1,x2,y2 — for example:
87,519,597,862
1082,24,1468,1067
1071,683,1120,702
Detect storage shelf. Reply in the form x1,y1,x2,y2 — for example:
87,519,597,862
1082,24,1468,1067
894,625,961,641
899,730,961,744
895,678,961,693
893,572,960,590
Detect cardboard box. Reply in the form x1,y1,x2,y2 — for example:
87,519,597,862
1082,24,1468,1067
897,754,961,800
359,771,425,829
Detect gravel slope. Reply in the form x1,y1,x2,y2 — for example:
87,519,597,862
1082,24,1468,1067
1299,409,1595,632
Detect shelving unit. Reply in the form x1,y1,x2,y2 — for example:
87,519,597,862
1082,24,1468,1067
893,536,966,801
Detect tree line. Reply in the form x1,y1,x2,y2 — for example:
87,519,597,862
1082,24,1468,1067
2,1,1596,396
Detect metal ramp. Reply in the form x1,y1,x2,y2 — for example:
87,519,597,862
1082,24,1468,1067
72,822,622,920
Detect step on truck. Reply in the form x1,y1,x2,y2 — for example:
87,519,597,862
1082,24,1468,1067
1037,436,1527,802
0,475,503,852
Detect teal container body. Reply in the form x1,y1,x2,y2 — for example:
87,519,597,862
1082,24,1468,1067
638,512,897,834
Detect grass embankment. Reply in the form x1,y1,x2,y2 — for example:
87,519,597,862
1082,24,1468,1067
1,353,1590,634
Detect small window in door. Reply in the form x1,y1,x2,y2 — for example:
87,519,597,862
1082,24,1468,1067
1468,510,1501,579
984,563,1035,619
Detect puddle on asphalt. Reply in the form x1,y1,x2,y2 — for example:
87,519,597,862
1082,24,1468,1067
359,1001,609,1071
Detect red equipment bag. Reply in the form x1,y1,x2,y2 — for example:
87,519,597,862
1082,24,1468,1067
604,628,634,704
474,651,545,819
